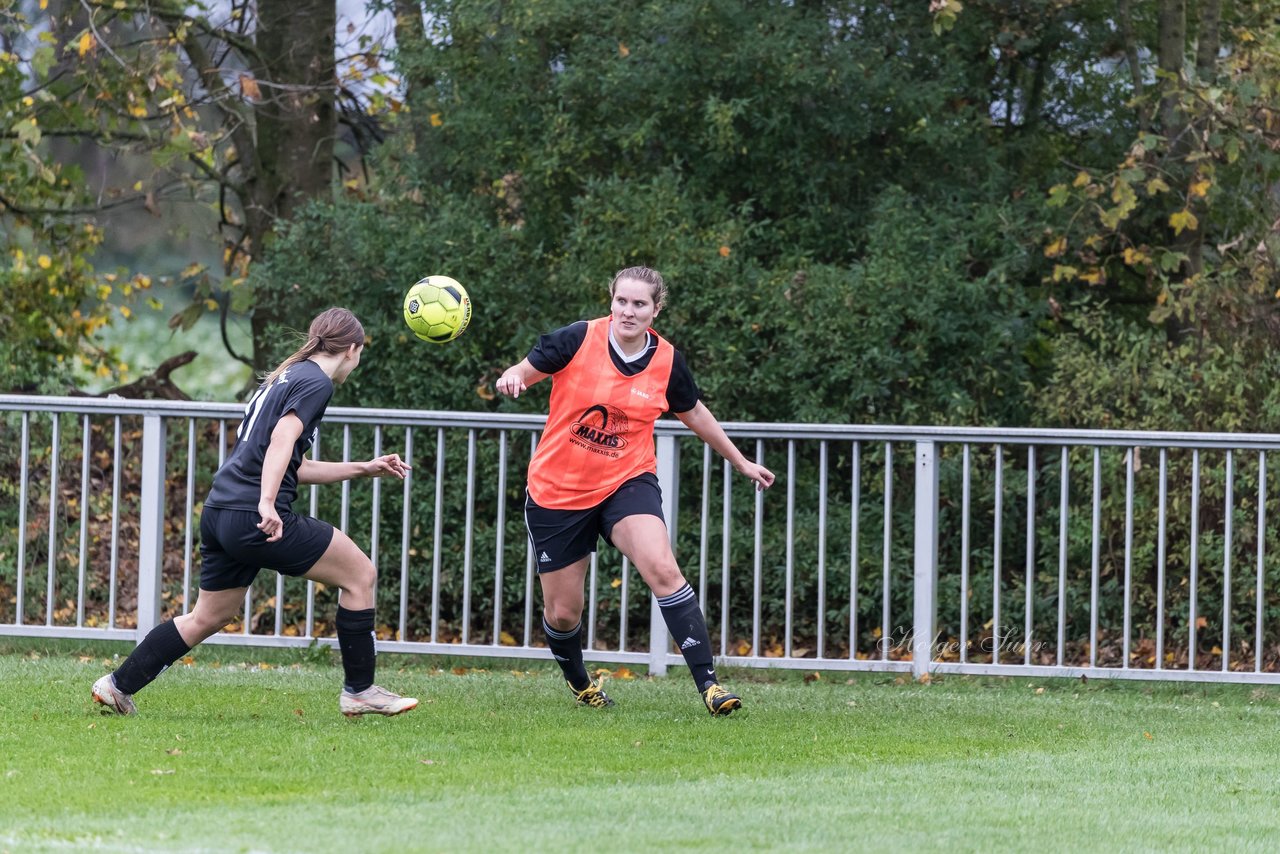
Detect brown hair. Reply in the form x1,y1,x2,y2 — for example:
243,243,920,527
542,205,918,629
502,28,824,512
609,266,668,312
262,307,365,387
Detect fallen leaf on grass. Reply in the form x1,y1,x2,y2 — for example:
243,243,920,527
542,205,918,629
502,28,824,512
150,769,174,775
592,666,634,680
419,759,437,765
165,749,182,756
803,672,821,684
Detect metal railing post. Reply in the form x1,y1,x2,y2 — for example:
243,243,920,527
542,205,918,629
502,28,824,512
913,441,940,681
136,414,167,639
651,434,679,677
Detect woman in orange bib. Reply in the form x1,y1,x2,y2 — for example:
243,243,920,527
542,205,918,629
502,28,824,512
497,266,774,715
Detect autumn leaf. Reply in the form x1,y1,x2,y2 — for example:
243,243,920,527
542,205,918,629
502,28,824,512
1043,236,1067,258
239,74,261,101
718,245,731,257
1169,209,1199,235
1145,177,1170,195
498,630,517,646
78,32,95,57
618,43,630,58
429,112,443,127
1122,247,1148,266
1072,170,1091,188
1189,178,1211,198
1051,264,1078,282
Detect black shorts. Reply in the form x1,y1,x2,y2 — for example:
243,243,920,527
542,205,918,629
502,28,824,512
524,473,665,573
198,506,335,591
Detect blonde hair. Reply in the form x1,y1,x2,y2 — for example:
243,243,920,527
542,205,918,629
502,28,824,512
609,266,668,312
262,307,365,387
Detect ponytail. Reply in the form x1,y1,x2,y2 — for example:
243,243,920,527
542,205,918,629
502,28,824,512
261,308,365,387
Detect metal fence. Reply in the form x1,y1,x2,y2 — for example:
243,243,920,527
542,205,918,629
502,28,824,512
4,394,1280,684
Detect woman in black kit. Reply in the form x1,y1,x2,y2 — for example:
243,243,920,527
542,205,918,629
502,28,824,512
93,308,417,718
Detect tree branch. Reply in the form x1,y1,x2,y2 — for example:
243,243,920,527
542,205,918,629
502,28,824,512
219,294,253,368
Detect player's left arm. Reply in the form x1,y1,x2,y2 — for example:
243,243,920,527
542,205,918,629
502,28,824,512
297,454,411,485
675,402,775,491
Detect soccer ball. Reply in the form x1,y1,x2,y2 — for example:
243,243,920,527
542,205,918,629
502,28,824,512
403,276,472,344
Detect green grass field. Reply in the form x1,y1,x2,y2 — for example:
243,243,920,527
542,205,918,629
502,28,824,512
2,639,1278,853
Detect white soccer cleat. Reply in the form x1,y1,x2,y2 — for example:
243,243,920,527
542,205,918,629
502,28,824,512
92,674,137,716
339,684,419,718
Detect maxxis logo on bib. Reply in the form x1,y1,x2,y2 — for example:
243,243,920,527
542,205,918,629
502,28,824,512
569,404,629,457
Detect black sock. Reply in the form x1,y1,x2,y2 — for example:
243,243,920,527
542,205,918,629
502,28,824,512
112,620,192,695
543,617,590,691
336,605,376,694
658,584,717,692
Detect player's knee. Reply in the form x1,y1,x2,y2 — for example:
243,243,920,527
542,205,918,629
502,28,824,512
188,608,234,639
348,558,377,594
543,602,582,630
647,558,684,592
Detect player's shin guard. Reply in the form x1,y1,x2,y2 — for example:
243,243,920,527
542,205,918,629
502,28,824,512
658,583,717,691
111,620,192,695
336,606,377,694
543,617,590,692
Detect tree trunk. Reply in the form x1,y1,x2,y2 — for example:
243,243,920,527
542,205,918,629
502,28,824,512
247,0,338,372
1195,0,1222,81
1117,0,1148,132
393,0,436,171
1156,0,1186,139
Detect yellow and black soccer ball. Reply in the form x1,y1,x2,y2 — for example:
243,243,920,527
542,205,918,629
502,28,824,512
403,276,472,344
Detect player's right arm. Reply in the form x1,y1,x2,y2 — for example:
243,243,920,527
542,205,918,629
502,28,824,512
496,358,549,399
256,412,304,542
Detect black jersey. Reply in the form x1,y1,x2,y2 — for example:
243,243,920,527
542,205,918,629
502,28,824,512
527,320,702,414
204,360,334,512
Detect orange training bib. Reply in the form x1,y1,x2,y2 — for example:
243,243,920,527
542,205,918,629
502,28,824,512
527,317,674,509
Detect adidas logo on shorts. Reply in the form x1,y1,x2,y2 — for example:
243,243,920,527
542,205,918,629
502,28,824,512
680,637,700,650
539,551,551,563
